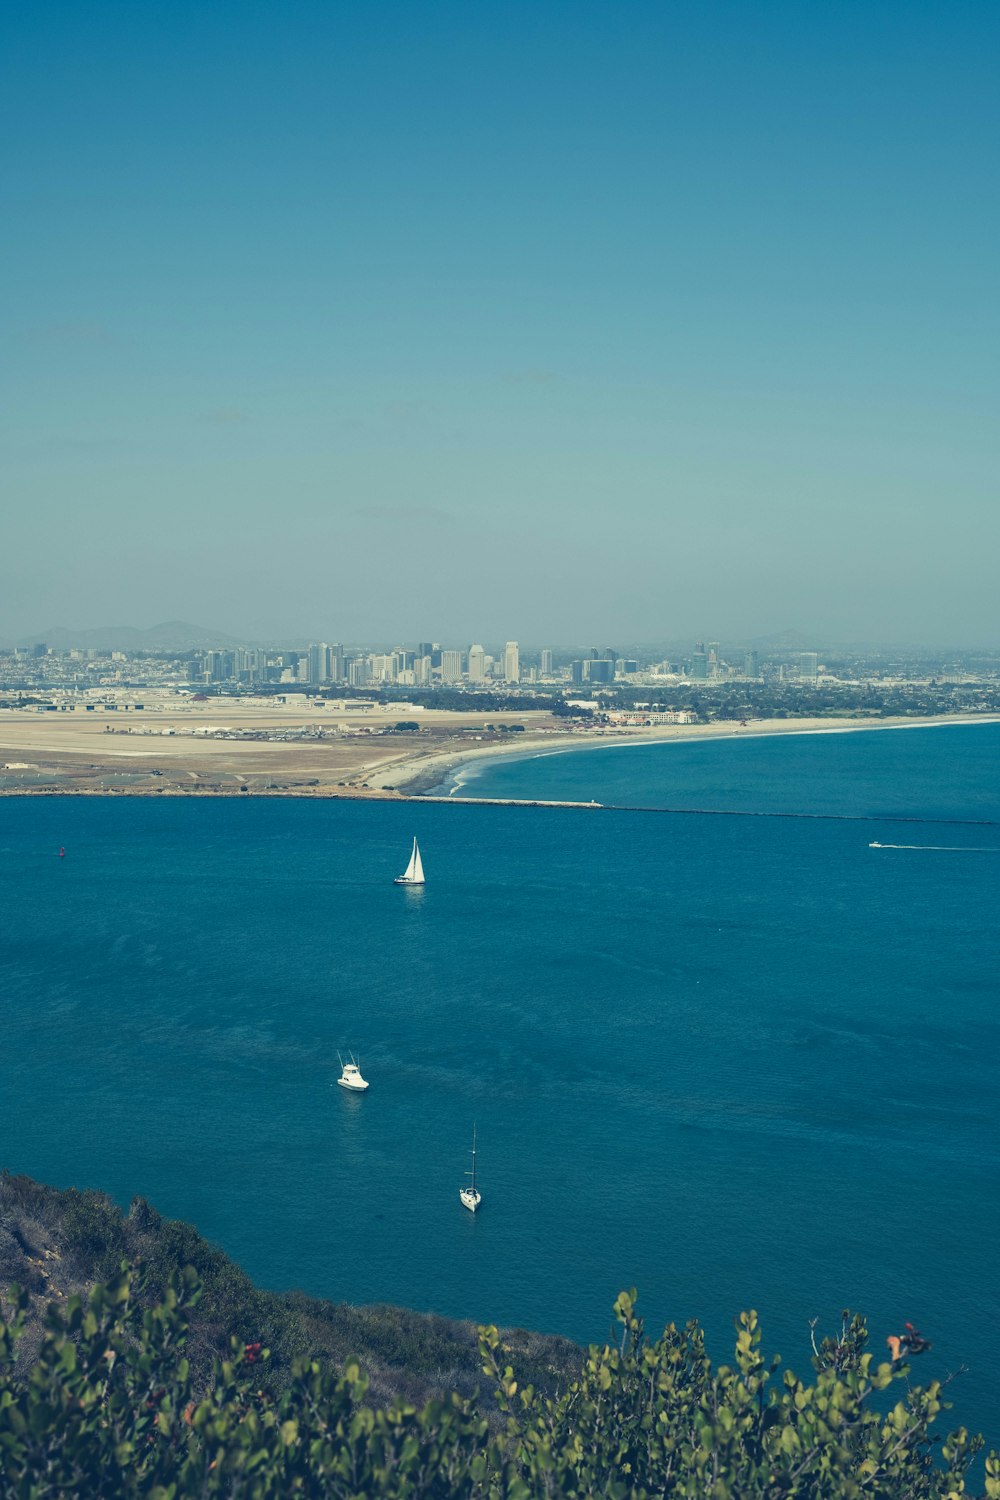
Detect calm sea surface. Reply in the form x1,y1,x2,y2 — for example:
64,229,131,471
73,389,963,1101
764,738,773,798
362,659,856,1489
1,722,998,1439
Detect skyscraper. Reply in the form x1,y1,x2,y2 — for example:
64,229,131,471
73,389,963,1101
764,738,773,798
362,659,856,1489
308,642,330,685
504,641,520,683
540,649,553,676
467,644,486,682
440,650,463,683
799,652,819,681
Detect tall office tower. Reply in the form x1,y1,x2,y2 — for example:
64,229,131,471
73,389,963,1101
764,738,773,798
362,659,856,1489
707,641,721,678
348,657,369,687
370,654,396,683
690,645,709,681
440,649,463,683
414,654,432,685
391,650,408,679
206,650,229,682
744,650,760,678
249,648,269,683
467,644,486,682
330,643,346,683
570,660,584,685
623,659,639,675
588,659,614,684
308,642,331,685
799,651,819,682
540,649,553,677
504,641,520,682
417,642,434,661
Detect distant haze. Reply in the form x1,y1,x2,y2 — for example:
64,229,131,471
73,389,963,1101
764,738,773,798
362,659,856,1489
3,3,997,646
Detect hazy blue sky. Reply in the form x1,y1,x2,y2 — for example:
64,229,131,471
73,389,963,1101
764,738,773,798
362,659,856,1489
3,1,997,645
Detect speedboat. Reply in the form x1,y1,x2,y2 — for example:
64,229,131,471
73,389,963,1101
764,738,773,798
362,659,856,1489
337,1052,369,1091
869,841,883,848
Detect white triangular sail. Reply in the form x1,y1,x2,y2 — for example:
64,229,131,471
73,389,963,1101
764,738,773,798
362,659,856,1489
402,838,424,883
394,837,425,885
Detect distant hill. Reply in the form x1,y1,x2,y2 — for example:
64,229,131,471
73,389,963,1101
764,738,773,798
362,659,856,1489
14,621,242,651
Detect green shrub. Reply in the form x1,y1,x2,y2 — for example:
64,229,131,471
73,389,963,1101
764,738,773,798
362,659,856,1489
0,1275,995,1498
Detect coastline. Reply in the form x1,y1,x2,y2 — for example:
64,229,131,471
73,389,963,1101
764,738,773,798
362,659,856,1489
368,713,1000,798
1,712,997,800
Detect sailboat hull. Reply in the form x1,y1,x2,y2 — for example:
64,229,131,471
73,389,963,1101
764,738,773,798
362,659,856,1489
459,1189,481,1213
393,876,424,885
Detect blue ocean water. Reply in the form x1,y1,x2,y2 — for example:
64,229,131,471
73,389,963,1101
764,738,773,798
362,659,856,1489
1,721,998,1443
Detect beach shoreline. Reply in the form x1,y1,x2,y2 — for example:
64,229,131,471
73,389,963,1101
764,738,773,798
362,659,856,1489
369,713,1000,798
1,712,997,799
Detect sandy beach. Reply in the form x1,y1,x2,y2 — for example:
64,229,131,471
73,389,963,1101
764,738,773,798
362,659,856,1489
2,698,996,800
368,713,1000,798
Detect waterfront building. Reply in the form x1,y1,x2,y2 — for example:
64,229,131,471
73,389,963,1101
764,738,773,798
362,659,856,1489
799,651,819,681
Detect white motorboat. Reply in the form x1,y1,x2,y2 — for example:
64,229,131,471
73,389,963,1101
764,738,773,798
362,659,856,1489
869,841,883,848
394,837,425,886
459,1125,481,1213
336,1052,369,1091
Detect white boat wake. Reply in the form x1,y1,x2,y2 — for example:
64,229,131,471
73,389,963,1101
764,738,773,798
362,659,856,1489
869,842,1000,852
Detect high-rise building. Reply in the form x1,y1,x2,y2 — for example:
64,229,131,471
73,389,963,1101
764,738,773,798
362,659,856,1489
348,657,369,687
570,661,584,685
707,641,721,679
799,652,819,681
588,658,614,684
440,650,463,683
744,650,760,678
467,644,486,682
504,641,520,683
690,645,709,681
540,649,553,677
330,643,346,683
206,650,232,682
308,643,331,685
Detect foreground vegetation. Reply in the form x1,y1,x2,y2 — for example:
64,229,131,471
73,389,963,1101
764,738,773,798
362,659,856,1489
0,1173,576,1410
1,1175,997,1496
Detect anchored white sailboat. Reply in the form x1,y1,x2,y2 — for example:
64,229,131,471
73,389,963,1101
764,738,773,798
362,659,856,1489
336,1052,369,1091
394,837,425,886
459,1126,481,1213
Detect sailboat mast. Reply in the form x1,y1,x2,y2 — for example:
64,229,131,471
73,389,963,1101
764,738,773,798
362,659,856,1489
471,1125,477,1193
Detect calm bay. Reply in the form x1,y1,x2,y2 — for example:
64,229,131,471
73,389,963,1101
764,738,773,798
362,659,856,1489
1,721,998,1439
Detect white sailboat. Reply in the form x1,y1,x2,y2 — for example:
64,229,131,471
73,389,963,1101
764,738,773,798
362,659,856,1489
394,837,425,886
336,1052,369,1091
459,1126,481,1213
